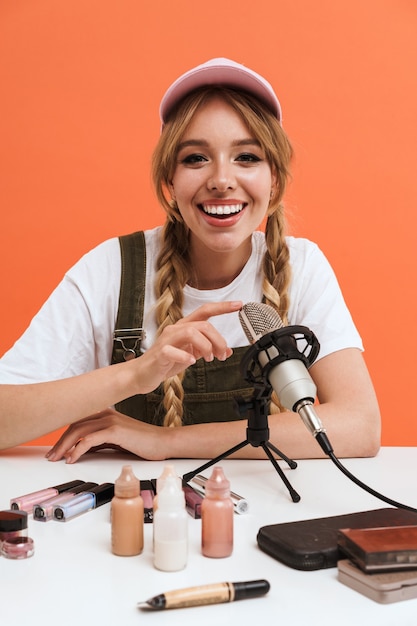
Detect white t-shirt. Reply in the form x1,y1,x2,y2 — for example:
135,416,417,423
0,227,362,383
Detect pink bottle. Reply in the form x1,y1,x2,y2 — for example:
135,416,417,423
201,466,233,558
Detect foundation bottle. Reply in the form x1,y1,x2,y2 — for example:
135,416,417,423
111,465,144,556
153,475,188,571
201,466,233,558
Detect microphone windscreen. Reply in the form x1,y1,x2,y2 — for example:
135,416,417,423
239,302,284,343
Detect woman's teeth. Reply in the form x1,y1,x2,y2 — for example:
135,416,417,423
202,204,244,216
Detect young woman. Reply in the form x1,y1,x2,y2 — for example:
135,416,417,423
0,58,380,463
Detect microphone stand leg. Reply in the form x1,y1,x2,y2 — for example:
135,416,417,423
182,391,301,502
183,437,300,503
182,440,249,483
265,441,298,470
262,443,300,502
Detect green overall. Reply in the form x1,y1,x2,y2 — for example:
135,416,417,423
111,231,255,426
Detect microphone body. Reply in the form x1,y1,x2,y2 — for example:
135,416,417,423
238,303,331,448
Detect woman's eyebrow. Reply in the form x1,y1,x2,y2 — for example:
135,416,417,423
177,139,209,150
177,138,261,150
232,138,261,147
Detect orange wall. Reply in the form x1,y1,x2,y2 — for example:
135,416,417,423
1,1,416,446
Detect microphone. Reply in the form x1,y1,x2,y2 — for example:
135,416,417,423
238,302,333,454
236,302,417,513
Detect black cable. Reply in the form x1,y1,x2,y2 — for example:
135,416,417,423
315,431,417,514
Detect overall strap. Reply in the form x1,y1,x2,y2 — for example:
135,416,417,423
111,231,146,364
110,230,256,425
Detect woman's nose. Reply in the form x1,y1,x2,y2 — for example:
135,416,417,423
206,161,236,191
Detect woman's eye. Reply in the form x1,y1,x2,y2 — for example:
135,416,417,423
236,153,262,163
180,154,208,165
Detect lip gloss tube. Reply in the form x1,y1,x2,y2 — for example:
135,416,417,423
10,480,86,513
191,474,249,514
140,480,155,523
182,483,203,519
33,482,98,522
53,483,115,521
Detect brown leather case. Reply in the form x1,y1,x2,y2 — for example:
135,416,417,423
337,525,417,572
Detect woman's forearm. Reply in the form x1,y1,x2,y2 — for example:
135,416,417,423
166,349,381,461
166,401,381,461
0,363,138,449
0,301,242,450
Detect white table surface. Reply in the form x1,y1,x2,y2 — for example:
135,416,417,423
1,446,417,625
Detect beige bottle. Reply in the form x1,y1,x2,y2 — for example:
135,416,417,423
201,466,233,558
111,465,144,556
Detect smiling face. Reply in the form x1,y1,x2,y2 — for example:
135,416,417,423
169,96,275,280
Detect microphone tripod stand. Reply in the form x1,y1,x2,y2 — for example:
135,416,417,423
182,382,301,503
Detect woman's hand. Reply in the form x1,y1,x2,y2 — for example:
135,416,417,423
46,300,242,463
46,408,171,463
125,300,242,396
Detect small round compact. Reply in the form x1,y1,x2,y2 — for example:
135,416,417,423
1,535,35,559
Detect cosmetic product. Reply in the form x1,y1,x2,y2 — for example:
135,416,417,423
153,464,181,513
111,466,144,556
201,466,233,558
153,475,188,572
33,482,98,522
138,579,270,610
0,510,28,547
1,535,35,559
10,480,85,513
182,483,203,519
140,480,155,523
53,483,114,521
191,473,249,514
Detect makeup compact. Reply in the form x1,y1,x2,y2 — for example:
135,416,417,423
0,510,28,544
0,510,34,559
1,536,35,559
338,559,417,604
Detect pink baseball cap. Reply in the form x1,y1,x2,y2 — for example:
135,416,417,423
159,58,282,124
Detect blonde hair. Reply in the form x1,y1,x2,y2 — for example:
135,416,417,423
151,87,293,426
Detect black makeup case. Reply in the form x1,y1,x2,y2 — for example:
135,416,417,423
257,507,417,571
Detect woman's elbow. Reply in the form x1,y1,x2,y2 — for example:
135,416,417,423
354,405,382,458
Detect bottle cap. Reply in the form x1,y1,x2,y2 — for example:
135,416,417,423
206,466,230,496
158,475,185,510
114,465,140,498
156,464,180,493
0,510,28,532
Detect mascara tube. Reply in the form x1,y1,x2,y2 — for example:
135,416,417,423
10,480,86,513
139,579,270,610
53,483,114,521
33,482,98,522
